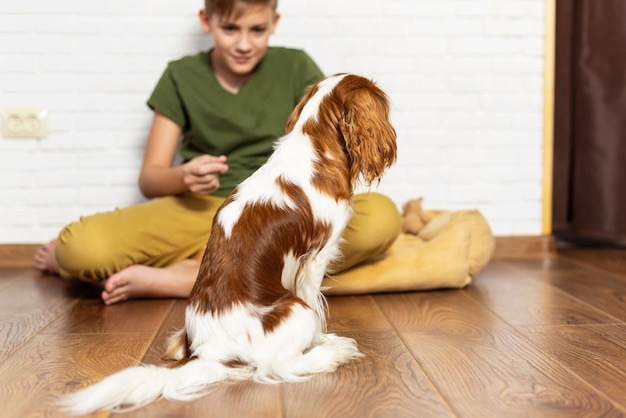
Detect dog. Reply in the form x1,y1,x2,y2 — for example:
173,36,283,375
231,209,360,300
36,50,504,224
62,73,397,414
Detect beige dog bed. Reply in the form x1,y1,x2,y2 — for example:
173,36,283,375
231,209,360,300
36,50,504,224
322,209,494,295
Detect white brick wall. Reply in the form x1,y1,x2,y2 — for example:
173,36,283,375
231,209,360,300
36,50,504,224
0,0,546,243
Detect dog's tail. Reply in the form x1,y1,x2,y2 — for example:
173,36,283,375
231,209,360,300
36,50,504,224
61,359,253,415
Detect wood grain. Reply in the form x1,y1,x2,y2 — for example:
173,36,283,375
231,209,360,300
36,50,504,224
0,272,83,360
467,262,619,326
375,291,623,417
520,324,626,410
0,268,25,291
559,248,626,278
282,329,454,418
507,258,626,322
118,379,282,418
141,298,187,365
326,294,392,331
42,298,176,334
0,333,153,418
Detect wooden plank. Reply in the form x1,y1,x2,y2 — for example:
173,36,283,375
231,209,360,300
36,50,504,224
0,268,26,291
375,290,624,417
141,298,186,365
326,294,392,331
558,248,626,279
520,325,626,410
0,333,153,418
43,298,176,334
119,379,281,418
507,259,626,322
0,273,87,361
281,329,454,418
466,262,620,326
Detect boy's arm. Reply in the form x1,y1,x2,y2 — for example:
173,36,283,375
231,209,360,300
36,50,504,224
138,112,228,198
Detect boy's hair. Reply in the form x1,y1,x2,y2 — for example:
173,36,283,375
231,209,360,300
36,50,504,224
205,0,278,19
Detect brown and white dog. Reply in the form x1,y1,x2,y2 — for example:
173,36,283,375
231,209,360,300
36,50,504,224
63,73,397,414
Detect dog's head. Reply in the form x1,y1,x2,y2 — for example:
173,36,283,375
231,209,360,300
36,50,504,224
286,74,397,188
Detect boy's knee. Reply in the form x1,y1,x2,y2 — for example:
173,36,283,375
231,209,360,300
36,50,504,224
337,193,401,271
353,193,401,247
55,221,117,282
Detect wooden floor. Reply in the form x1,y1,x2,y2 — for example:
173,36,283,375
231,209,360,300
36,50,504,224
1,248,626,417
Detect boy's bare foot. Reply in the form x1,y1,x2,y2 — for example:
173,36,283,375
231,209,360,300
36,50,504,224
101,259,200,305
33,240,60,274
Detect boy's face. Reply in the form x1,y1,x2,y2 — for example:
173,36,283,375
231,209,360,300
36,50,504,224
200,4,279,80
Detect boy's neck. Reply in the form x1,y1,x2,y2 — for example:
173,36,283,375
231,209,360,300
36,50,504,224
210,50,255,94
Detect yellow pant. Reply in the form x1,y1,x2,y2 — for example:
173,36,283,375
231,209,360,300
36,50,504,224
55,192,401,282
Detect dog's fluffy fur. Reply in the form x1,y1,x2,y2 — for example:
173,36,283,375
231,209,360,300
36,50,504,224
62,73,397,414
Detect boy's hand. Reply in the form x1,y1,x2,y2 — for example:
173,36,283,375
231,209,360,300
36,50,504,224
183,155,229,195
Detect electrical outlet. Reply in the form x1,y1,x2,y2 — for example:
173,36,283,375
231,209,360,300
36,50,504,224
1,107,48,138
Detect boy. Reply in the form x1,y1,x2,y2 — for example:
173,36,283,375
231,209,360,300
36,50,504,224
34,0,401,304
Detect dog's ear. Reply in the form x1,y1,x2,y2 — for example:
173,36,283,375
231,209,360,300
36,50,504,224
340,79,397,186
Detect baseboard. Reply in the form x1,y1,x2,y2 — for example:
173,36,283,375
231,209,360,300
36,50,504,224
0,236,556,269
492,235,556,259
0,244,40,268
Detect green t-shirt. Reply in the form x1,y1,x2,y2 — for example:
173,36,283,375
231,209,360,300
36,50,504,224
147,47,324,197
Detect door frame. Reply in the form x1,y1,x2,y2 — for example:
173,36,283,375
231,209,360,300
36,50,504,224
542,0,556,235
